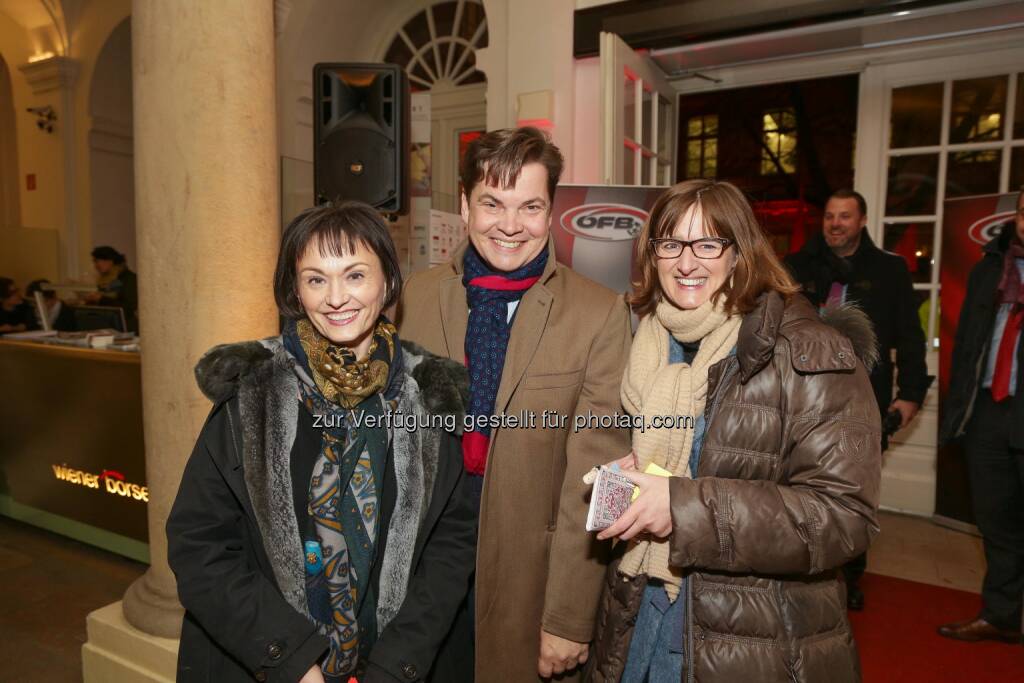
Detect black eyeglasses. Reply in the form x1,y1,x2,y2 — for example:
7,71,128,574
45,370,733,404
650,237,733,260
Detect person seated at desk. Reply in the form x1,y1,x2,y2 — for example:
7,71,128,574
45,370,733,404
82,246,138,332
26,279,77,331
0,277,38,333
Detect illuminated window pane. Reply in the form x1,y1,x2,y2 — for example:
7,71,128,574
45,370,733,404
949,75,1007,144
761,108,797,175
684,114,717,179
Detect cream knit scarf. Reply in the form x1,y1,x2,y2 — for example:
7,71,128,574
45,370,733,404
618,297,741,600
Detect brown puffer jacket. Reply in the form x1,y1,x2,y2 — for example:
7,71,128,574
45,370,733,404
588,292,882,683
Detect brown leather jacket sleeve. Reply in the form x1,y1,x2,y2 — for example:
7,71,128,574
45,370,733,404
668,356,881,576
541,296,633,642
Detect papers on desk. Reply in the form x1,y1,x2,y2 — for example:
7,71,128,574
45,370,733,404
1,330,57,340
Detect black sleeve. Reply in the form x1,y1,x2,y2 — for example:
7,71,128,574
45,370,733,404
364,433,477,683
891,259,930,405
166,402,329,683
116,270,139,320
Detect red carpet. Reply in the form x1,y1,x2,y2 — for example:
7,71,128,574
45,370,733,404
849,573,1024,682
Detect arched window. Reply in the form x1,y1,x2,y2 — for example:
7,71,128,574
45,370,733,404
383,0,488,92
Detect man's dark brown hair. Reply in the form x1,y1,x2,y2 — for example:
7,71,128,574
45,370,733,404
459,126,564,205
828,188,868,217
274,201,402,318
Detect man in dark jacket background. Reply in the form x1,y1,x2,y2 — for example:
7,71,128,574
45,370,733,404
936,187,1024,645
786,188,930,611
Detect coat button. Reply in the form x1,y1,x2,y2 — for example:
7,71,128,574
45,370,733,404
401,662,419,679
267,642,283,660
799,354,808,362
838,352,847,359
255,673,267,682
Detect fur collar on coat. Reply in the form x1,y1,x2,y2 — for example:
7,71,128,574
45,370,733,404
192,337,468,633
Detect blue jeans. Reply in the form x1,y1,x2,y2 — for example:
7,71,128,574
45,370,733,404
620,580,685,683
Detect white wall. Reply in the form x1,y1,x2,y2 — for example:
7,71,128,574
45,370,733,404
571,56,600,184
88,18,134,269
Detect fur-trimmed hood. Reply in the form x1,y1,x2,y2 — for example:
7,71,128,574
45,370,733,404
735,291,879,384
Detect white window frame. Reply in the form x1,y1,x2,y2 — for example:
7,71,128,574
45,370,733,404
599,32,676,186
862,48,1024,348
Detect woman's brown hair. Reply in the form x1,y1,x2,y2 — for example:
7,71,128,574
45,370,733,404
629,179,798,317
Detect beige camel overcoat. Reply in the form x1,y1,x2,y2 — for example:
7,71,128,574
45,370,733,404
398,240,632,682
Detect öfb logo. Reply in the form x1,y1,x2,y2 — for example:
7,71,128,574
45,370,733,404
967,212,1015,246
560,204,647,241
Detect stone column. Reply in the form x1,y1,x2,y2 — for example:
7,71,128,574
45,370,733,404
84,1,279,680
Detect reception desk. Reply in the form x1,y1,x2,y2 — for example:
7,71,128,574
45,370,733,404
0,339,148,561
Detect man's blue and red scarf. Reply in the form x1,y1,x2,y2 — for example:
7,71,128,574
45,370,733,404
462,244,548,475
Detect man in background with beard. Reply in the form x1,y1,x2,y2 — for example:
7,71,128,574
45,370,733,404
786,188,930,612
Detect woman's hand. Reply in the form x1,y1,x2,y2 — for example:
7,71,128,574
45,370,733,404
596,470,673,541
299,664,326,683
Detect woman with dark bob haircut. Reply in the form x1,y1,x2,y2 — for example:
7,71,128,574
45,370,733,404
167,201,476,683
586,180,882,683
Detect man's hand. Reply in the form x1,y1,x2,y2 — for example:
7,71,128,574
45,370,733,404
538,629,589,678
889,399,920,430
596,470,672,542
299,664,325,683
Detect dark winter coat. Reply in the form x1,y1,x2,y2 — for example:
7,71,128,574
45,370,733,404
785,231,930,421
166,338,476,683
939,222,1024,445
588,293,882,683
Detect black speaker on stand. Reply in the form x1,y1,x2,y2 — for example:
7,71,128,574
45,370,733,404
313,63,410,215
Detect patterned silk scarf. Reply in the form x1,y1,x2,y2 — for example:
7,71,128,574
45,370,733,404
462,244,548,475
284,317,400,680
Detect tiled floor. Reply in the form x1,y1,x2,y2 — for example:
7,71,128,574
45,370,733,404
0,516,146,683
0,509,989,682
869,510,986,594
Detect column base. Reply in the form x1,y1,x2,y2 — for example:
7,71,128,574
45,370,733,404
82,601,179,683
123,568,185,638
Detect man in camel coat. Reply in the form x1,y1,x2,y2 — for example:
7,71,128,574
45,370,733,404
398,127,632,681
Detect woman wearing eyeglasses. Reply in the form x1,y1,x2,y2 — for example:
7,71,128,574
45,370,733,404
586,180,882,683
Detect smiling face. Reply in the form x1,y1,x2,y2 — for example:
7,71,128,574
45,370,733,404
823,196,866,257
462,162,551,272
656,203,736,310
295,237,386,358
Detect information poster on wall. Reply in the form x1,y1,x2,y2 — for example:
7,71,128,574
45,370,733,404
550,184,666,295
430,210,467,265
937,191,1019,525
